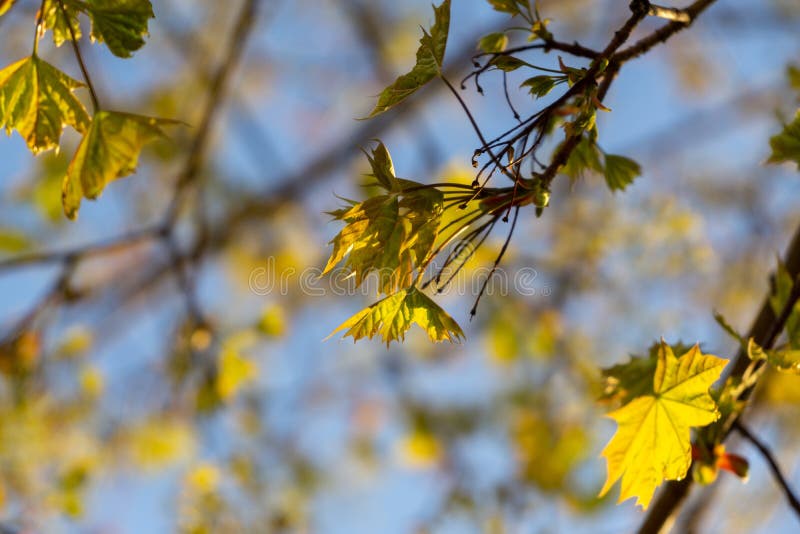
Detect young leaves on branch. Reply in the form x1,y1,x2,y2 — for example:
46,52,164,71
62,111,177,219
0,55,90,154
367,0,450,117
600,341,728,509
323,142,467,345
561,137,641,192
323,143,444,294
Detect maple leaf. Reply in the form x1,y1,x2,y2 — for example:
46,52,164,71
0,55,90,154
329,287,464,346
84,0,155,58
62,111,178,219
367,0,450,117
599,341,727,509
41,0,83,46
41,0,154,58
323,142,443,293
768,110,800,169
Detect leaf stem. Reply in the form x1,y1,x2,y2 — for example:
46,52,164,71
57,0,100,112
32,0,47,56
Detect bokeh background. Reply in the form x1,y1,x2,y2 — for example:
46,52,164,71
1,0,800,532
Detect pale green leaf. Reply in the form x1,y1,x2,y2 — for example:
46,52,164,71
520,75,558,99
367,0,450,117
84,0,154,58
478,32,508,54
603,154,641,192
487,0,523,16
491,55,529,72
62,110,176,219
767,110,800,169
41,0,83,46
329,287,464,345
0,55,90,154
364,142,397,191
561,136,602,180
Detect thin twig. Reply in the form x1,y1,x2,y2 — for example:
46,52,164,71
57,0,100,112
734,420,800,520
648,4,691,23
615,0,719,62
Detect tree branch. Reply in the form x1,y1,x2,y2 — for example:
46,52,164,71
614,0,719,62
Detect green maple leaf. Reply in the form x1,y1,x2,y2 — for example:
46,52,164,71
599,341,727,510
0,55,90,154
329,287,464,346
603,154,641,192
41,0,154,58
84,0,155,58
367,0,450,117
768,111,800,169
41,0,83,46
62,110,177,219
323,142,443,293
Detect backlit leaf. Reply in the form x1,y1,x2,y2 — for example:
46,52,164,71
561,136,602,180
367,0,450,117
41,0,83,46
41,0,154,57
491,55,529,72
478,32,508,53
84,0,155,58
0,55,90,153
520,75,558,99
323,142,443,293
603,154,641,192
768,110,800,169
330,287,464,346
600,342,727,509
487,0,523,16
62,110,177,219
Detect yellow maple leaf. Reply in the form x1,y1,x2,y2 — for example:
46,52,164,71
599,341,727,509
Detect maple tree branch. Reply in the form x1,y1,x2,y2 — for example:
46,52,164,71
614,0,719,63
734,420,800,520
539,3,647,187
